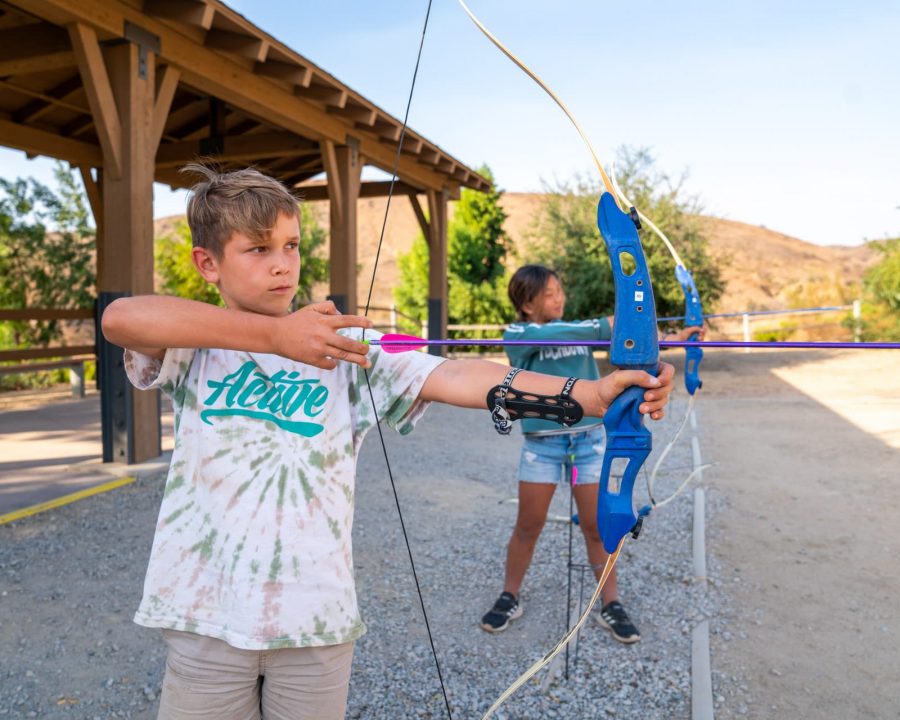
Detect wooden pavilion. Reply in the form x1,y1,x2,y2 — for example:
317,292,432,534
0,0,489,463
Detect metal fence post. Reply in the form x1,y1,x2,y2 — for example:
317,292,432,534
742,313,751,353
70,361,85,398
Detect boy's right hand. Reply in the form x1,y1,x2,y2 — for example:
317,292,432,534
275,301,373,370
592,362,676,421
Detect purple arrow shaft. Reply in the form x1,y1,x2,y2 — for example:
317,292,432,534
371,339,900,350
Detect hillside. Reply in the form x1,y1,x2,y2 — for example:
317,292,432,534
154,192,877,323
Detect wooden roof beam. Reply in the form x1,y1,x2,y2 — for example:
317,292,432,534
156,131,319,168
329,103,376,126
372,118,401,142
418,148,440,164
151,64,180,154
0,115,101,167
204,29,268,62
67,22,122,178
12,75,82,124
0,23,74,76
19,0,476,193
297,179,423,201
295,84,347,109
400,136,423,155
254,60,312,89
143,0,215,31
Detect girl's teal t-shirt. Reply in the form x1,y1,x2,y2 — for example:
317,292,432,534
503,318,611,434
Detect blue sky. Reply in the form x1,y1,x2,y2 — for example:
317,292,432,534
2,0,898,246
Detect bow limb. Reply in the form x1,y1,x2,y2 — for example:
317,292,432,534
457,0,618,198
480,543,623,719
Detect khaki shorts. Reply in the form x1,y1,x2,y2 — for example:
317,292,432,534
158,629,354,720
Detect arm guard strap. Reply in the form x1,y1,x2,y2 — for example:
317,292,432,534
488,370,584,435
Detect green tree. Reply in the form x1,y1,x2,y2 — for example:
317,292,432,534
857,237,900,340
155,220,222,305
528,147,725,320
0,163,96,347
154,202,329,306
394,165,514,335
448,167,508,284
393,234,429,332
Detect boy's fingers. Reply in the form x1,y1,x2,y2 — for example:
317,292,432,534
309,357,338,370
331,352,372,369
656,362,675,385
301,301,339,315
614,369,662,390
329,333,371,357
327,314,374,330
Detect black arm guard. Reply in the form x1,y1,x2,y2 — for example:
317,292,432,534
487,371,583,435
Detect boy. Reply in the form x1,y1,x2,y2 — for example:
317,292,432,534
480,265,701,644
102,167,675,719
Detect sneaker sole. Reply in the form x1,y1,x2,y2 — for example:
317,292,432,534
480,603,524,634
594,614,641,644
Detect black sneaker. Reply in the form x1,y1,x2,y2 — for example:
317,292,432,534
595,601,641,644
480,592,523,633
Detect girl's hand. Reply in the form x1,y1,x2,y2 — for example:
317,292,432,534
665,325,706,342
593,362,676,420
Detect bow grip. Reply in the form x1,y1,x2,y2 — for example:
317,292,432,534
598,385,652,552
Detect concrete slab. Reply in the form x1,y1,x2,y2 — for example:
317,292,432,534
0,389,173,516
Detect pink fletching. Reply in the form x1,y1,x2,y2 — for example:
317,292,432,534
377,333,427,354
571,465,578,487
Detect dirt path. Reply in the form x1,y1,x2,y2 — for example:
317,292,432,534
696,349,900,719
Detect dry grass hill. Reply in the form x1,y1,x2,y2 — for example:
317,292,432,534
155,192,877,328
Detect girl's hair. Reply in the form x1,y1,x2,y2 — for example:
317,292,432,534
182,163,301,258
507,265,559,321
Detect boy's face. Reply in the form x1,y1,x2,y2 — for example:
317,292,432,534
522,274,565,323
193,211,301,316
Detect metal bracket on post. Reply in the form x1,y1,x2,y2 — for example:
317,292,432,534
345,134,360,168
96,292,134,463
327,294,348,315
123,20,161,79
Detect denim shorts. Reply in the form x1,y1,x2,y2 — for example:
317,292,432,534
517,424,606,485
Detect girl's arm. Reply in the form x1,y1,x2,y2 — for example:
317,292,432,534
419,358,675,421
101,296,373,370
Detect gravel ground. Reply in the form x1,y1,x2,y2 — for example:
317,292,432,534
0,393,741,719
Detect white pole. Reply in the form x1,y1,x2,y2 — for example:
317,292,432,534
390,304,398,334
853,299,862,343
742,313,751,354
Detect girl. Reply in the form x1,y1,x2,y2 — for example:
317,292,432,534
480,264,701,643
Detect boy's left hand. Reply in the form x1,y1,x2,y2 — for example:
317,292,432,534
594,362,675,421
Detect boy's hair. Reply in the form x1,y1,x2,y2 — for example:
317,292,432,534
182,163,301,258
508,264,559,321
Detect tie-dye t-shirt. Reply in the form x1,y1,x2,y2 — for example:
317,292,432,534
124,329,444,650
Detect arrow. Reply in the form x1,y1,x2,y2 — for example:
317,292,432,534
369,333,900,353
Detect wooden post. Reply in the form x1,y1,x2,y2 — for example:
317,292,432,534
70,22,179,463
321,138,361,314
427,188,449,356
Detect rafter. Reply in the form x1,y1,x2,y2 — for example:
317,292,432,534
156,131,319,168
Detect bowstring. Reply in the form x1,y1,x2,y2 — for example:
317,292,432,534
360,2,453,718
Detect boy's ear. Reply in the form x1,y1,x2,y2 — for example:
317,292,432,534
191,247,220,284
